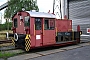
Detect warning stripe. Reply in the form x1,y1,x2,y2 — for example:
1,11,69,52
11,37,15,46
55,27,57,36
25,34,31,51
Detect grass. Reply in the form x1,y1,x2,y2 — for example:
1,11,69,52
0,52,16,58
0,50,25,59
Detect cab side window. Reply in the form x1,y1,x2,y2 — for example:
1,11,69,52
44,18,55,30
35,18,42,30
24,16,30,27
44,19,49,30
14,18,18,28
50,20,55,29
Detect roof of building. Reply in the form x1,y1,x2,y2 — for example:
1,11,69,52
26,11,56,18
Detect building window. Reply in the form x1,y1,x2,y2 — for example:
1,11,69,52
14,18,18,28
24,16,30,27
35,18,42,30
44,18,55,30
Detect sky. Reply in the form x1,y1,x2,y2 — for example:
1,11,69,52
37,0,53,13
0,0,53,24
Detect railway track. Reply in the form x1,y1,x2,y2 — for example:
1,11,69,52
0,40,12,44
0,40,13,48
0,40,14,51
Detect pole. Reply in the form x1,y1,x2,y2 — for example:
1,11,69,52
6,18,9,40
7,0,9,35
8,18,9,33
53,0,55,14
60,0,62,19
67,0,69,19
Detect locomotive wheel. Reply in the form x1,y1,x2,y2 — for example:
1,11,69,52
25,39,31,51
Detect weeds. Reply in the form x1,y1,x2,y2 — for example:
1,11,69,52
0,52,16,58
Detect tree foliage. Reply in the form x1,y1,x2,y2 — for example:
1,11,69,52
4,0,39,18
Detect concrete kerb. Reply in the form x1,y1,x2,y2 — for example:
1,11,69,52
60,45,81,50
79,43,90,47
8,53,42,60
36,49,65,56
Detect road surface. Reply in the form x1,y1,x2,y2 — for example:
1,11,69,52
29,44,90,60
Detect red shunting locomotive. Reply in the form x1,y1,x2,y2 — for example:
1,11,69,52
6,11,81,51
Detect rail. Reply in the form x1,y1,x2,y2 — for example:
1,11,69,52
0,40,12,44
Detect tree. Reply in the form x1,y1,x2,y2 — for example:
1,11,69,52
4,0,39,19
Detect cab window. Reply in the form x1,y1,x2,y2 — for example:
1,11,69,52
35,18,42,30
24,16,30,27
44,18,55,30
14,18,18,28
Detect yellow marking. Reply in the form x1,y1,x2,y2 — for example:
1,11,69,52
72,29,74,41
5,37,15,46
70,21,71,25
25,34,31,51
43,24,44,35
28,34,31,38
34,24,35,35
68,29,72,31
55,27,57,36
25,34,29,39
11,37,15,46
25,39,31,51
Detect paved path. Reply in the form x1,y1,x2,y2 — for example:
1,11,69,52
29,45,90,60
8,43,90,60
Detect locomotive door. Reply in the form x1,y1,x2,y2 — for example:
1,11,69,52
43,18,56,45
35,18,43,47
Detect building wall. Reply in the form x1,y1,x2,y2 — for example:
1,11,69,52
68,0,90,34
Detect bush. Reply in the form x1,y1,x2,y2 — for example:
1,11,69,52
0,22,12,31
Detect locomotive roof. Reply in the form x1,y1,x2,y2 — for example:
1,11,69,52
26,11,56,18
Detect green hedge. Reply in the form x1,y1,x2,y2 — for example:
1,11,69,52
0,22,12,31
